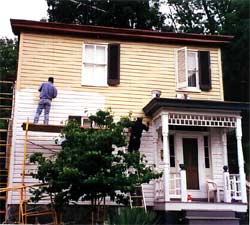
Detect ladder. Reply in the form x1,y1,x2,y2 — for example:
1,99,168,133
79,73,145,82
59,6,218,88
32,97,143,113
0,80,14,223
129,185,147,212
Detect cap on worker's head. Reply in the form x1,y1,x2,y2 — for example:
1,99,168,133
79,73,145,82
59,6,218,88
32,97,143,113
48,77,54,83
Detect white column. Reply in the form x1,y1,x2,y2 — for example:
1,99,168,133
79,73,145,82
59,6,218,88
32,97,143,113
223,166,231,203
162,113,170,201
222,131,230,202
180,164,187,202
236,117,247,203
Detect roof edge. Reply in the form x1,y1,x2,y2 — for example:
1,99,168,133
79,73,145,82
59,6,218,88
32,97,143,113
11,19,234,45
143,98,249,117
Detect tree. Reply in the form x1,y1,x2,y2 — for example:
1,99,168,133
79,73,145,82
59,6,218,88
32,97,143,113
221,0,250,102
167,0,237,34
0,38,18,81
166,0,250,175
166,0,249,101
0,38,18,128
30,109,161,224
46,0,168,30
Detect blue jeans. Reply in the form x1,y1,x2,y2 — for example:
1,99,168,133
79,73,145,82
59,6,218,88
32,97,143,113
34,99,51,124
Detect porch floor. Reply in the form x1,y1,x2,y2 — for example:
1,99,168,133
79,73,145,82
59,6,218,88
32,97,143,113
154,200,248,212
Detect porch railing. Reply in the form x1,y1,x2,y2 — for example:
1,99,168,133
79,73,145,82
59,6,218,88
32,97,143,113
230,174,242,201
169,173,181,198
155,177,164,200
155,173,182,201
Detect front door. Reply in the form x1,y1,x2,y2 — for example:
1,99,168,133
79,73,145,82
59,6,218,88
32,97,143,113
175,133,206,198
183,138,199,189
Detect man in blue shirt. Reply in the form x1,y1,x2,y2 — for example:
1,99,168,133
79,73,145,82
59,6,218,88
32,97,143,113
34,77,57,124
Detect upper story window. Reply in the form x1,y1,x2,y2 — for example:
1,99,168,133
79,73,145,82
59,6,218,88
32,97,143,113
176,47,211,92
82,43,120,86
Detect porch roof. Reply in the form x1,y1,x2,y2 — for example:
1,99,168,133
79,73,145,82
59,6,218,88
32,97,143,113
143,98,249,117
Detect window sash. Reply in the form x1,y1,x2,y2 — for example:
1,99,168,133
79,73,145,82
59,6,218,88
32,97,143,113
204,136,210,168
82,44,107,86
177,48,202,90
187,51,199,88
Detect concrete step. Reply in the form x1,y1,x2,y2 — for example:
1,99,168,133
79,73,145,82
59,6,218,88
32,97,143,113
185,210,236,217
186,217,239,225
184,210,240,225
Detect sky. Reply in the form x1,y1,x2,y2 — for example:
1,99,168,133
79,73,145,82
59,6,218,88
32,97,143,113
0,0,48,38
0,0,169,39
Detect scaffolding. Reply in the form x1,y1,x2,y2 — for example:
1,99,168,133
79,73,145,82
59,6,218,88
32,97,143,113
17,121,58,224
0,120,60,224
0,80,57,224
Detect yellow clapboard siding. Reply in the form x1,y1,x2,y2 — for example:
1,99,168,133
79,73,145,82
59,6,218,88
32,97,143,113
18,32,224,117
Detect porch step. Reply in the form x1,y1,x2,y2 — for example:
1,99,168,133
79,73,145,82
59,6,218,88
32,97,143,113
184,210,240,225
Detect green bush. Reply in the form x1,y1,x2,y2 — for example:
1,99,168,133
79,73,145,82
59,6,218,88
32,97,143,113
107,207,160,225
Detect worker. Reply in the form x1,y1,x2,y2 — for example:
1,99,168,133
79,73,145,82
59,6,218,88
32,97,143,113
33,77,57,124
128,117,149,152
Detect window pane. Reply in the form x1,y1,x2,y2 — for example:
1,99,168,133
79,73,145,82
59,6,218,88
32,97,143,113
84,45,94,63
96,46,106,64
188,52,197,87
188,71,196,87
169,135,175,167
83,64,94,85
188,52,196,70
204,136,210,168
94,65,107,86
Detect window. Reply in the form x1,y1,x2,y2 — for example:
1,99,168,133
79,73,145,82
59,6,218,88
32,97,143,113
169,135,175,167
82,43,120,86
204,136,210,168
68,115,94,128
177,47,211,91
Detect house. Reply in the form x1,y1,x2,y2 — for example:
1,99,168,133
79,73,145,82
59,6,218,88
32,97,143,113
4,19,248,223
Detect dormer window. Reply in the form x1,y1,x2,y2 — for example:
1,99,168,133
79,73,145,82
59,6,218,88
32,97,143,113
176,47,211,92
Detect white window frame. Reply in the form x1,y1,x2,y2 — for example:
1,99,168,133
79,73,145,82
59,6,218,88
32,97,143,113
82,43,108,86
176,47,201,92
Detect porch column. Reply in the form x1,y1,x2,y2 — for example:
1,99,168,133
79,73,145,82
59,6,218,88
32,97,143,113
222,131,230,203
162,113,170,201
223,166,231,203
180,164,187,202
236,117,247,203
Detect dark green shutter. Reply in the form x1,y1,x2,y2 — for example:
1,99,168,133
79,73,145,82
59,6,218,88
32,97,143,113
108,44,120,85
198,51,211,91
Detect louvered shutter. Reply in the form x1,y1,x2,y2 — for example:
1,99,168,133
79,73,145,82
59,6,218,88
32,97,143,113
108,44,120,85
198,51,211,91
177,47,188,89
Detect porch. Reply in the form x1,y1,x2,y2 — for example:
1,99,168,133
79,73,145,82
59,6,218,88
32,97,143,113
143,98,248,211
154,200,247,212
153,173,248,212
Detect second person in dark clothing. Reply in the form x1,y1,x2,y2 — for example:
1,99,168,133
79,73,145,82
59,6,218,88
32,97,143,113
128,117,149,152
